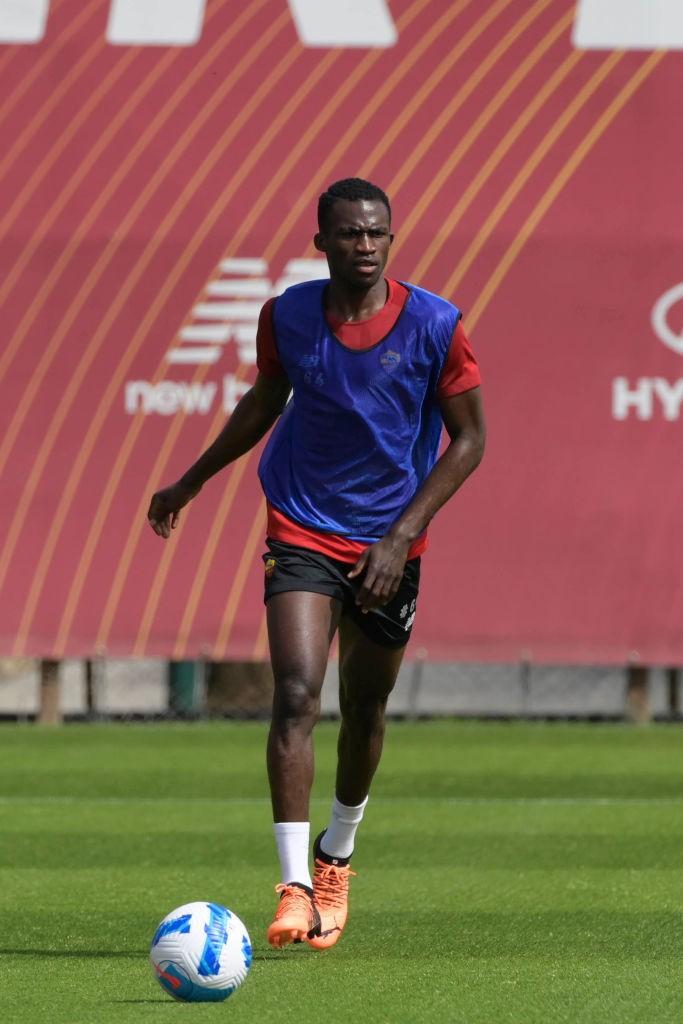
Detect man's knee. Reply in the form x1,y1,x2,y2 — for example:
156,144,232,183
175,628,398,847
339,685,388,735
272,672,321,729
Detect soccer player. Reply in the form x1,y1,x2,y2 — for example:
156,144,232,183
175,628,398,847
148,178,485,950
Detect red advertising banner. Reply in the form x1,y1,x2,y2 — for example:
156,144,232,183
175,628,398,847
1,0,681,663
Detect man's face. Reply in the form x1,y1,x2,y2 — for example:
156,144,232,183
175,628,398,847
315,199,393,290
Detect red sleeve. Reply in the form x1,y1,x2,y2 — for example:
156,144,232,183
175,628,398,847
437,319,481,398
256,297,286,377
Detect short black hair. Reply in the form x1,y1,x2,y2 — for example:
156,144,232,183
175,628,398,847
317,177,391,232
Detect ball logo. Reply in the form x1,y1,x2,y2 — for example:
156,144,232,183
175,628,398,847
651,284,683,357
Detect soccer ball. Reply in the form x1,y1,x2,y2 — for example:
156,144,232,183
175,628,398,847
150,902,252,1002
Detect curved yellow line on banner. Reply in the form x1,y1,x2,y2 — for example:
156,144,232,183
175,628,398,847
0,0,229,324
166,399,251,660
0,2,275,591
407,50,583,282
55,38,312,658
10,11,292,657
190,0,517,657
386,8,577,263
0,47,139,238
0,46,18,77
247,51,664,666
262,0,479,264
0,0,90,128
161,0,459,658
91,44,340,656
362,0,555,198
248,3,571,657
252,610,269,661
465,51,666,329
128,366,248,657
437,50,624,299
92,0,437,655
0,0,260,390
234,0,433,265
0,22,105,186
212,501,267,660
217,2,564,657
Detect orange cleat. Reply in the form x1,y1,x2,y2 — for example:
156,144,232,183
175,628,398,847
266,882,321,948
306,833,357,950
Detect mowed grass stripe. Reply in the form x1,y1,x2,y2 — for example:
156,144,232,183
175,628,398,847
1,795,683,806
2,721,682,1023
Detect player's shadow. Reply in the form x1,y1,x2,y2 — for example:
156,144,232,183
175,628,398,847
253,950,312,961
0,948,145,958
113,1000,172,1004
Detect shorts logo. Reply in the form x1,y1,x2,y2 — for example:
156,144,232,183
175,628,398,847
400,598,416,629
264,558,276,578
380,350,401,372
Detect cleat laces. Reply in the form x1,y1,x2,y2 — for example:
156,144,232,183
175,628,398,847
313,863,356,909
275,882,313,912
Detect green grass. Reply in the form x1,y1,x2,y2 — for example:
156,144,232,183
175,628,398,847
1,721,682,1023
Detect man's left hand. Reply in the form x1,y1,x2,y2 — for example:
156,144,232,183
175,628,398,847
347,534,411,613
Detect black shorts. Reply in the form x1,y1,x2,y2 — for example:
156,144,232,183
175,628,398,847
262,538,421,649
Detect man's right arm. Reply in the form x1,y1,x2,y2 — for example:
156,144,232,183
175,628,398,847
147,372,291,538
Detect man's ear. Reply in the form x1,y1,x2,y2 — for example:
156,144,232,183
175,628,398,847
389,233,394,246
313,232,326,252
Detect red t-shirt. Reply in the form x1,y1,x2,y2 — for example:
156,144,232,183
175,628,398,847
257,278,481,563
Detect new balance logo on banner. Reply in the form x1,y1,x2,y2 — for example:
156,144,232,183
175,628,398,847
124,256,330,417
0,0,398,47
169,256,329,367
574,0,683,49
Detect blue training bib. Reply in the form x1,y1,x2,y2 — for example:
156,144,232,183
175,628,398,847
258,280,460,543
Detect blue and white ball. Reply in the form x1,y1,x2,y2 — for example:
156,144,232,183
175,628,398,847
150,902,252,1002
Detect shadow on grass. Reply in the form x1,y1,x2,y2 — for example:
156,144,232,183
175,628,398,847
0,948,146,958
253,951,309,961
112,1000,173,1005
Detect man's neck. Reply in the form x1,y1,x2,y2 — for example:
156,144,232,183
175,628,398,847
324,278,389,323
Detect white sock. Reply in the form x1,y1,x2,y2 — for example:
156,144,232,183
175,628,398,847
273,822,312,888
320,796,368,861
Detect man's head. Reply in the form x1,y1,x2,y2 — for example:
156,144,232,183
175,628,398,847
314,178,393,290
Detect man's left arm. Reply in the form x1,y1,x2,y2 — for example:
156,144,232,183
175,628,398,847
349,387,486,610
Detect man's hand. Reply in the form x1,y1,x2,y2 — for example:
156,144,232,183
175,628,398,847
347,534,411,613
147,481,201,538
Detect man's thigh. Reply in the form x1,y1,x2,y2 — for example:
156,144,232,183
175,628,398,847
338,615,406,703
267,591,342,691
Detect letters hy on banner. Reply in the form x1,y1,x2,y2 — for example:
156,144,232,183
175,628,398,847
612,285,683,421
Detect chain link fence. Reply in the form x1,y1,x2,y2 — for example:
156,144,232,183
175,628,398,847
1,657,680,722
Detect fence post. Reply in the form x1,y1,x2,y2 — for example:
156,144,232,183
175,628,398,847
519,656,532,716
407,648,427,720
38,659,62,725
84,658,106,720
666,667,679,718
168,660,200,716
625,664,650,723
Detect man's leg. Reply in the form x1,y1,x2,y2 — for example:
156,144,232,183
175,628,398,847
266,590,341,947
335,615,405,805
307,615,406,949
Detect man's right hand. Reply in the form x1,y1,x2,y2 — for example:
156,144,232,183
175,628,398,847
147,481,200,538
